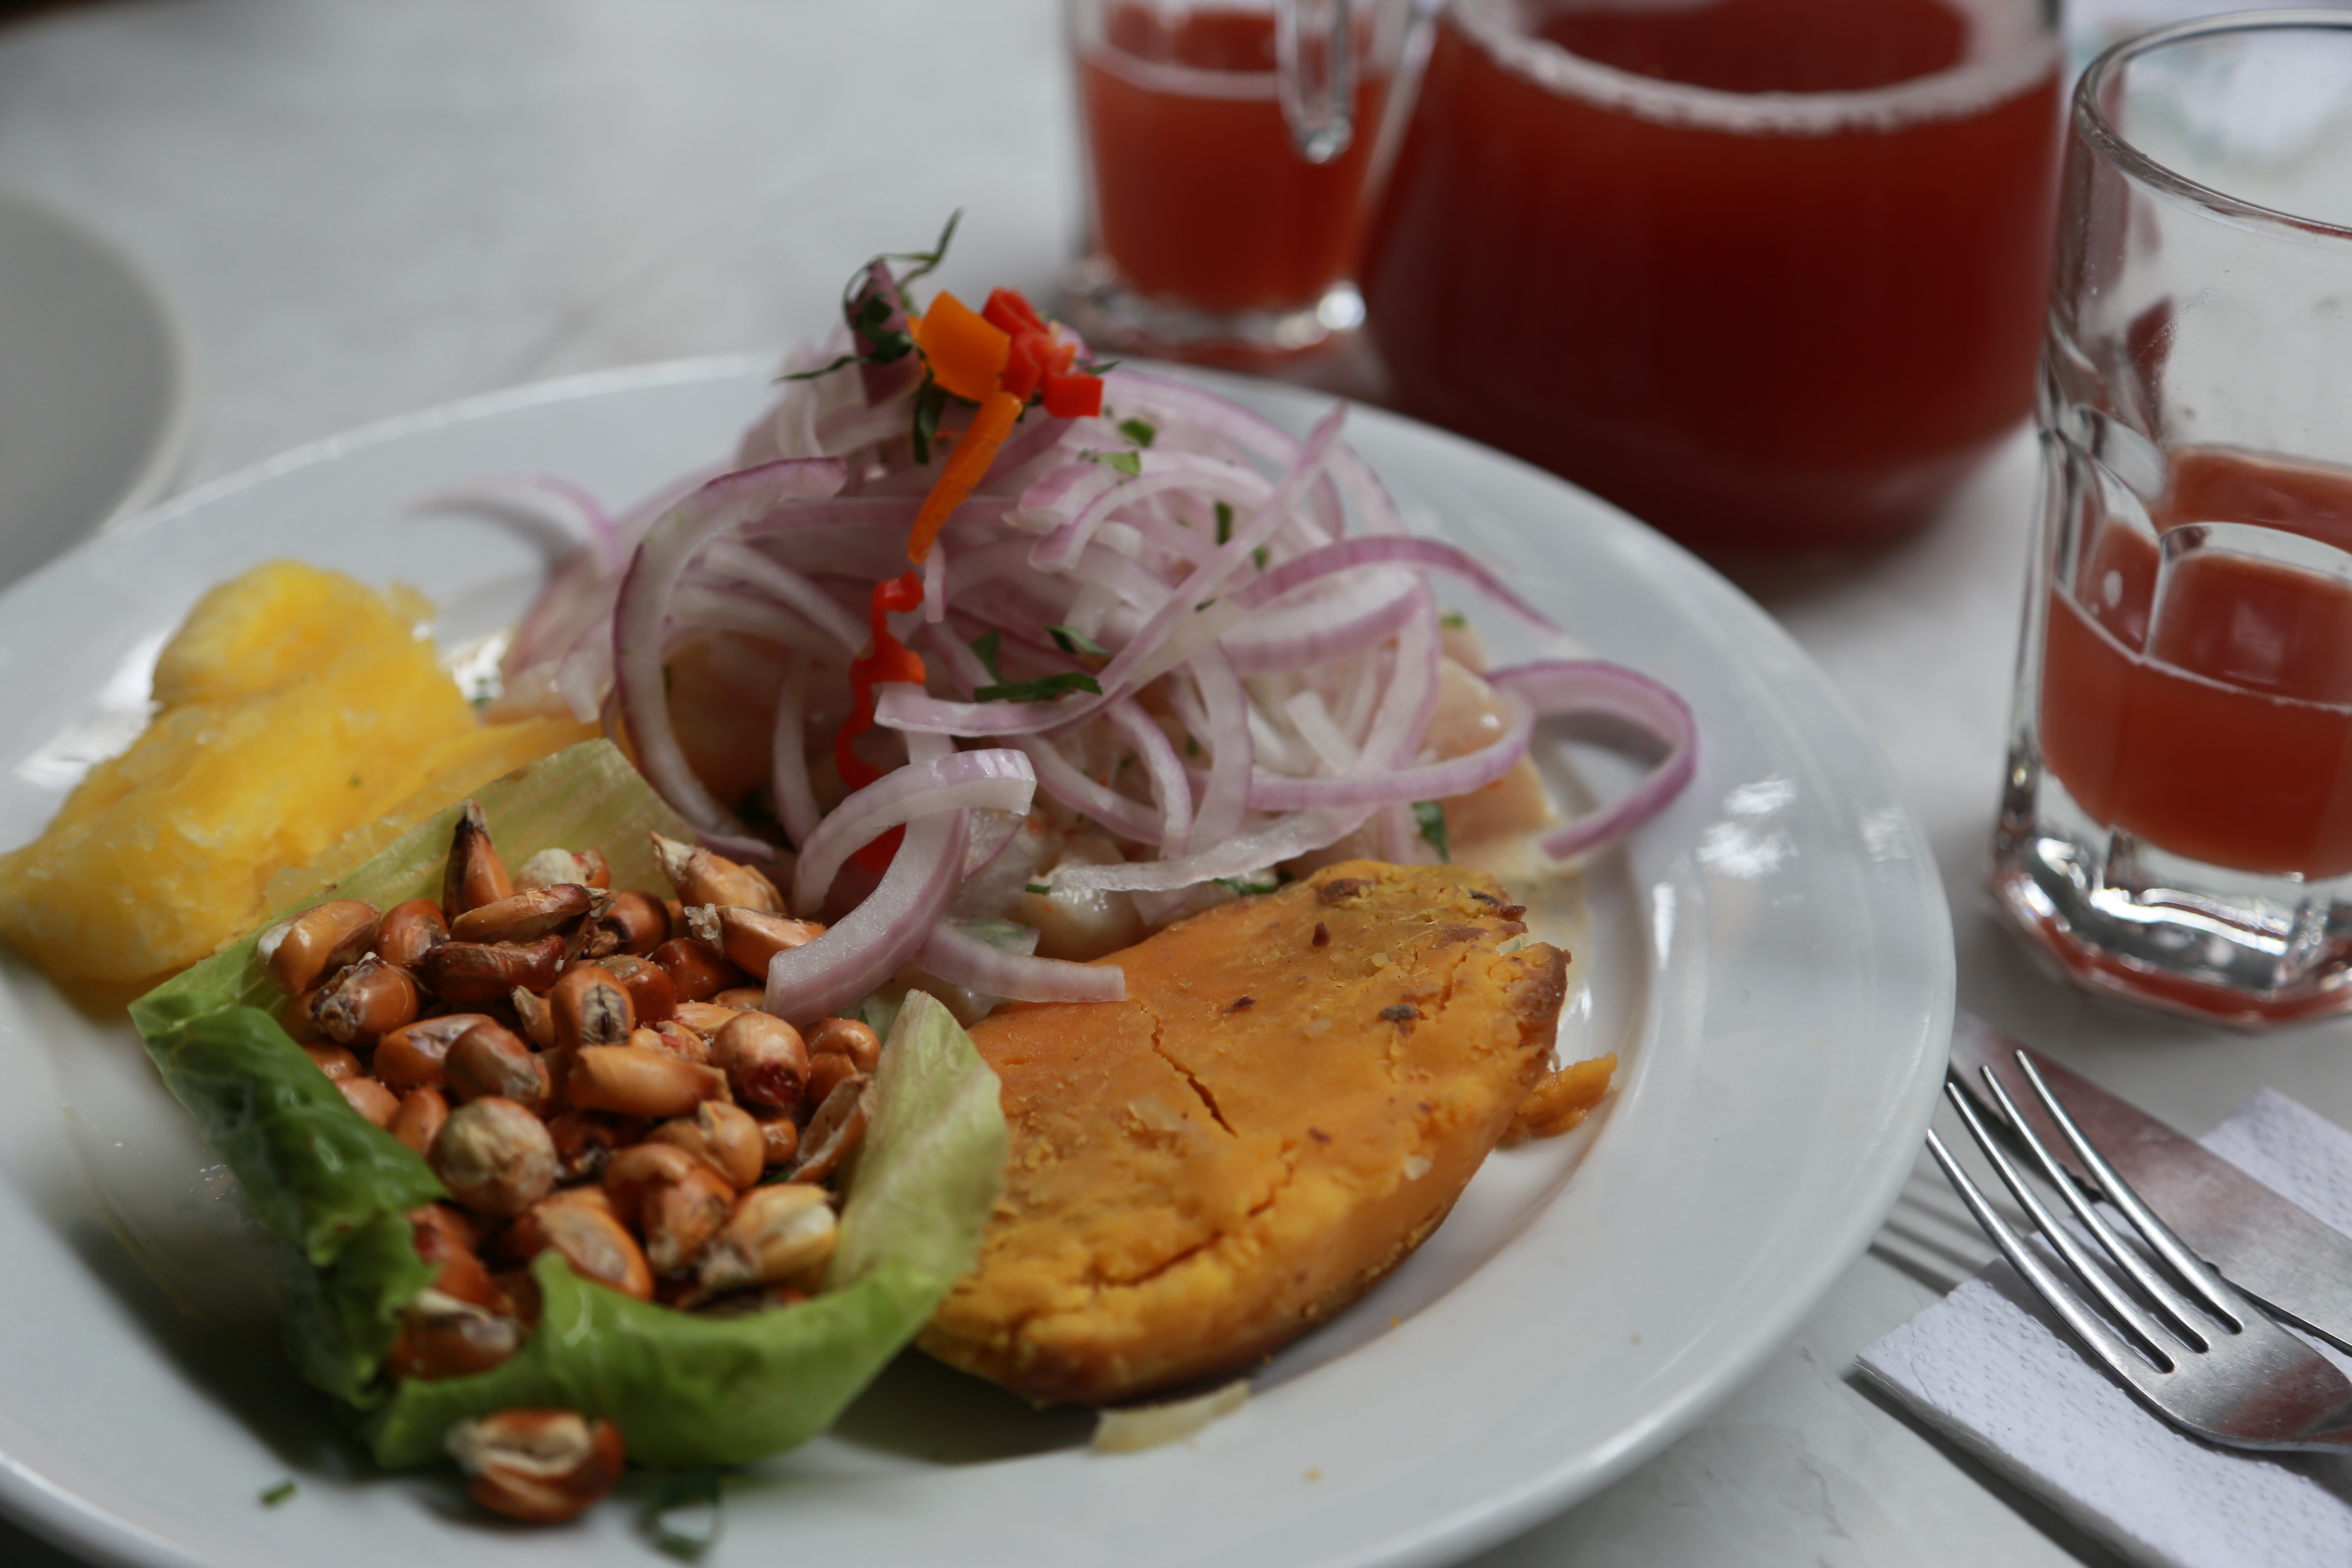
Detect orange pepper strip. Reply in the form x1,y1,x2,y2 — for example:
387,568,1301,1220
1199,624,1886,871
909,291,1010,403
909,389,1024,563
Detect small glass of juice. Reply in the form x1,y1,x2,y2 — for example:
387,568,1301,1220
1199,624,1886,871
1063,0,1415,362
1994,12,2352,1024
1359,0,2064,551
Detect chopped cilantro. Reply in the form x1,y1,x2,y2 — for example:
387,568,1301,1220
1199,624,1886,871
1093,450,1142,478
969,628,1004,681
259,1479,297,1507
1440,609,1469,629
648,1467,724,1558
1412,800,1452,863
1185,733,1201,758
1117,416,1158,447
1026,882,1051,896
348,774,362,789
974,672,1103,703
1047,624,1108,656
910,380,948,465
1215,875,1281,896
1252,545,1269,571
1214,500,1234,545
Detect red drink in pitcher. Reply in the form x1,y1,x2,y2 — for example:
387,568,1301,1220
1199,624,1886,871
2040,450,2352,878
1361,0,2062,549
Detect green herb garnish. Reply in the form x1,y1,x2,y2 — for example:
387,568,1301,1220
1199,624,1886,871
969,628,1004,681
1412,800,1452,863
1214,500,1234,545
1025,882,1051,896
1093,450,1142,478
1118,416,1158,448
1215,875,1281,896
259,1479,297,1508
974,672,1103,703
1047,625,1108,656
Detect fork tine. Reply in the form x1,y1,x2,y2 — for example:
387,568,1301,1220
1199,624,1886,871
1939,1079,2179,1370
1976,1062,2217,1351
1924,1111,2159,1382
2012,1051,2249,1335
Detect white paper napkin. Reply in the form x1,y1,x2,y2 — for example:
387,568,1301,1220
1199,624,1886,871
1858,1090,2352,1568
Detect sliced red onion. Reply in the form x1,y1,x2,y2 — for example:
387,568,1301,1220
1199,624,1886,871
693,539,866,651
1252,688,1531,811
1106,698,1193,855
1223,567,1422,676
917,920,1126,1004
1490,661,1699,859
1049,805,1372,895
414,474,625,575
1031,456,1276,572
768,659,821,851
612,457,848,859
1237,536,1556,631
1182,646,1253,851
764,808,968,1023
791,748,1036,913
1004,735,1162,844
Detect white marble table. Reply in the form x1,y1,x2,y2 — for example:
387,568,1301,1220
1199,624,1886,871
4,2,2343,1564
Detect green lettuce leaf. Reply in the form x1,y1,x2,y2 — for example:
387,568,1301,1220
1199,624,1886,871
127,744,1009,1467
361,990,1007,1469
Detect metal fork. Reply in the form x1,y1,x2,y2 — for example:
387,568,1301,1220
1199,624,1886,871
1928,1053,2352,1454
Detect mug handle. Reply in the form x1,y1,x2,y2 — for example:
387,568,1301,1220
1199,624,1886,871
1276,0,1356,162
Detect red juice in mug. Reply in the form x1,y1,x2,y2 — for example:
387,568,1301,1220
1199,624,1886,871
1360,0,2063,549
2040,450,2352,877
1077,4,1393,315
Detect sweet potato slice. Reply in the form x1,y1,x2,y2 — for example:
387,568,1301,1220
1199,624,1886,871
920,860,1573,1405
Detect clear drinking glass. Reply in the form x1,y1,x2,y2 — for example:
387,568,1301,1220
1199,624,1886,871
1062,0,1415,362
1992,11,2352,1025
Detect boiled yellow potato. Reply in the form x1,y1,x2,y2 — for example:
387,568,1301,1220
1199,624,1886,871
0,561,595,985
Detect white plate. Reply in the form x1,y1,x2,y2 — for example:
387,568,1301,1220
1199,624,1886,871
0,359,1951,1568
0,190,195,588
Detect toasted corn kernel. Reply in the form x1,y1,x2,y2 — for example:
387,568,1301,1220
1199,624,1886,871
450,883,594,945
442,799,514,919
510,985,556,1048
447,1409,626,1525
652,832,785,915
257,899,380,996
431,1097,558,1217
390,1086,450,1156
805,1015,882,1074
376,1013,490,1092
579,891,670,962
505,1194,652,1301
685,904,825,981
568,1045,726,1120
804,1050,860,1112
549,964,634,1053
668,1000,740,1040
597,954,676,1024
409,1206,504,1309
545,1110,632,1183
446,1022,552,1113
601,1140,701,1217
638,1022,713,1066
713,1012,810,1113
282,987,330,1045
409,1200,484,1257
514,847,610,892
639,1159,736,1276
375,897,450,972
389,1290,524,1382
337,1075,401,1128
649,1101,765,1190
304,1043,360,1081
649,936,748,1003
419,934,566,1006
789,1074,870,1184
692,1184,837,1302
756,1115,799,1168
710,986,766,1011
310,956,421,1048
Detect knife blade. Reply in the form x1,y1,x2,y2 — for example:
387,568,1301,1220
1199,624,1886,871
1947,1011,2352,1356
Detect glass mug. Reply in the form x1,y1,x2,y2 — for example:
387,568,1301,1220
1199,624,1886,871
1063,0,1415,361
1360,0,2065,551
1993,12,2352,1025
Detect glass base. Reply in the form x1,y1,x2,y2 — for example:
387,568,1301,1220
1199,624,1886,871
1059,256,1365,366
1990,756,2352,1026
